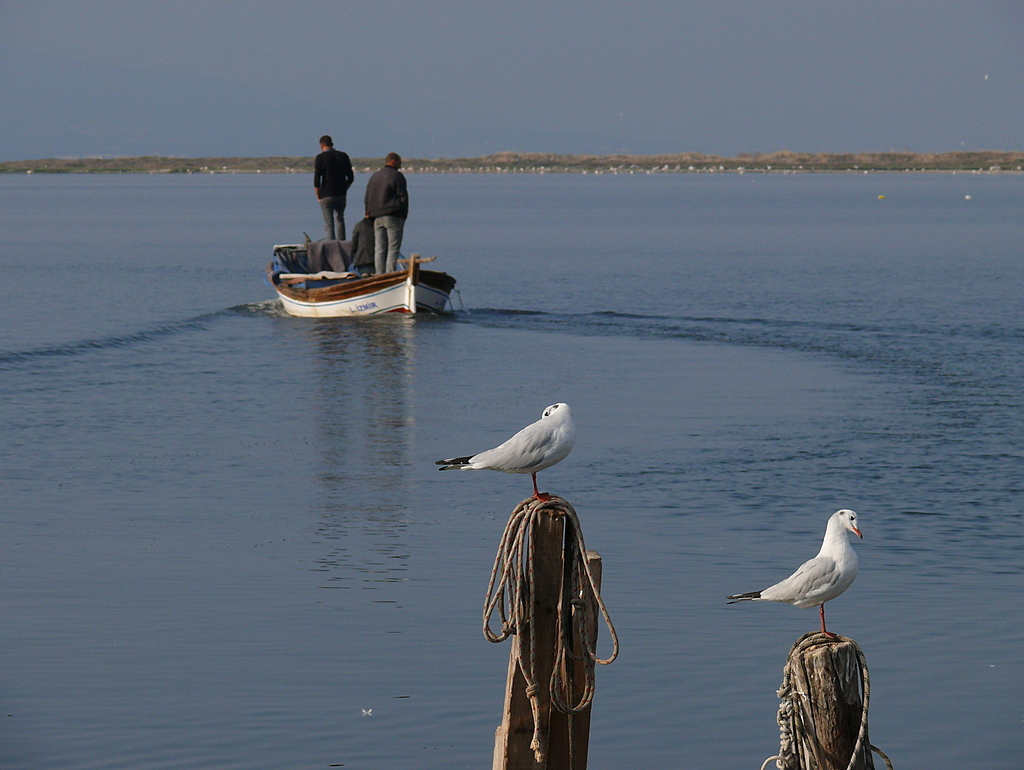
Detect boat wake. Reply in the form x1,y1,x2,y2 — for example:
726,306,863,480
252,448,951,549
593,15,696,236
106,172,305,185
452,307,1020,393
455,306,866,347
0,308,249,368
230,299,292,318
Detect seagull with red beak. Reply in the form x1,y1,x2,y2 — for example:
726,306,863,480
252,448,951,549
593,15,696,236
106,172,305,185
728,509,863,638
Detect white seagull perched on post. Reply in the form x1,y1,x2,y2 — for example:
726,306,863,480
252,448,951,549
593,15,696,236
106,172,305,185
727,509,863,638
435,403,575,500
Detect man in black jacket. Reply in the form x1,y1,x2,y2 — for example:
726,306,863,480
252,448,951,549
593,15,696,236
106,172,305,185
314,135,355,240
348,216,376,276
363,152,408,274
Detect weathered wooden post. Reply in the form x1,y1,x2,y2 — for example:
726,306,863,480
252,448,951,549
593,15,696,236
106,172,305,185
485,496,616,770
766,633,892,770
547,546,602,770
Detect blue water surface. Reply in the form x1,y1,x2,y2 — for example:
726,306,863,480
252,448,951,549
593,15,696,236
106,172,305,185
1,171,1021,769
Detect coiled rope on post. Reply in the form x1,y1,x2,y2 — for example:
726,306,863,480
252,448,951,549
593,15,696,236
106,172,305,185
483,496,619,760
760,633,893,770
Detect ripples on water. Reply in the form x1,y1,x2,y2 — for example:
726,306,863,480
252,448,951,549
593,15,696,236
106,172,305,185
1,173,1021,769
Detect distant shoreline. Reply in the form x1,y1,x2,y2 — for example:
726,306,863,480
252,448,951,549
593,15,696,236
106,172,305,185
2,151,1023,174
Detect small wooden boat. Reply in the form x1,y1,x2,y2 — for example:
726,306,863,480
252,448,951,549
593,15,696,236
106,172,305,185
267,245,457,317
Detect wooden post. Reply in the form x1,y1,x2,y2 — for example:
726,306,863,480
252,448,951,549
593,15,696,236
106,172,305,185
492,505,602,770
546,549,602,770
784,635,874,770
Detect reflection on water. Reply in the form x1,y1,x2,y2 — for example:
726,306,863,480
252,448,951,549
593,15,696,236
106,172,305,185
305,316,418,588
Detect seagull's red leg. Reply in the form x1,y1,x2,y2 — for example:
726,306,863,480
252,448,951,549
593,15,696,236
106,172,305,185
531,473,551,501
819,604,838,639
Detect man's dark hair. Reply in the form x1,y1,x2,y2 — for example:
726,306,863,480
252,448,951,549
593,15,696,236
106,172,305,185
385,152,401,165
320,135,333,147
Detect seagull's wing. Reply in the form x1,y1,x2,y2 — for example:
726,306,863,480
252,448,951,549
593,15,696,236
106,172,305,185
470,420,562,472
435,455,475,470
760,555,840,608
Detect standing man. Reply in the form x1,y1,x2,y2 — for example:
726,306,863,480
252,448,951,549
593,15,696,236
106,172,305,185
363,152,408,275
314,135,355,241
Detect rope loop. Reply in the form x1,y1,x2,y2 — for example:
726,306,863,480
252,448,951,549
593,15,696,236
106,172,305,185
483,495,620,755
760,633,893,770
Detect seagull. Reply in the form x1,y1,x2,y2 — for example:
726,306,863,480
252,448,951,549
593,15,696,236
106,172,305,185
727,509,863,638
435,403,575,500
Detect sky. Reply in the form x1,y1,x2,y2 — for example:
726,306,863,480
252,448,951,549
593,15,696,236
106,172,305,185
1,0,1023,161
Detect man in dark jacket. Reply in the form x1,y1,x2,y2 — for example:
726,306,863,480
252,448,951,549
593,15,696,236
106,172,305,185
363,152,408,274
314,135,355,240
348,216,376,276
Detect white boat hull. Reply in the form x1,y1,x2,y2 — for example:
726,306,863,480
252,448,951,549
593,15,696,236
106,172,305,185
276,279,451,317
267,249,456,318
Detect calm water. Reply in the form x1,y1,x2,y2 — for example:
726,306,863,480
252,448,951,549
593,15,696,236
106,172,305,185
1,172,1021,769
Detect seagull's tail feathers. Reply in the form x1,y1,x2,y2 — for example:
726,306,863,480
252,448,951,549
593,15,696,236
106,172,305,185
436,456,474,471
726,591,762,604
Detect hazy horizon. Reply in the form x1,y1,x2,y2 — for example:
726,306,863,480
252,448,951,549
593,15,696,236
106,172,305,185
2,1,1023,162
